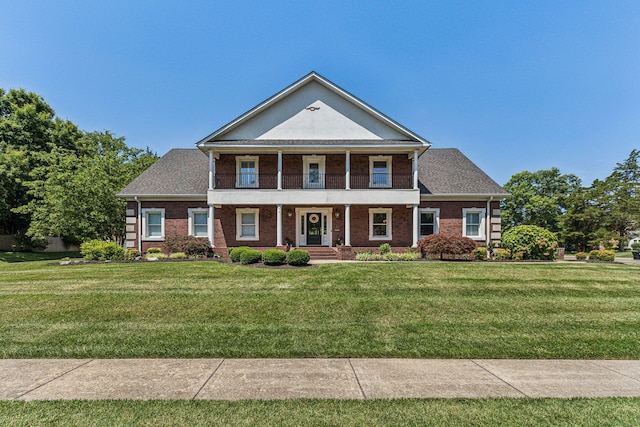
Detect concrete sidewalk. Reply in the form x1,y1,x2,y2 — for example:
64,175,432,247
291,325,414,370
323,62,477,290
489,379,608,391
2,359,640,401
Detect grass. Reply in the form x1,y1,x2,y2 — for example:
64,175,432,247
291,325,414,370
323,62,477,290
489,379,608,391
0,251,80,263
1,257,639,359
1,398,640,426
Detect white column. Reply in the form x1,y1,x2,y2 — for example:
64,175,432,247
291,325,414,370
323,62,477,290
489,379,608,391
344,204,351,246
277,150,283,190
413,150,419,190
345,150,351,190
208,150,214,190
412,204,419,247
276,204,283,247
208,204,215,248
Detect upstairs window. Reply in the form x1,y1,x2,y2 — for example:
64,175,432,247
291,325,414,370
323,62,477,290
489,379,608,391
370,156,392,188
236,156,259,188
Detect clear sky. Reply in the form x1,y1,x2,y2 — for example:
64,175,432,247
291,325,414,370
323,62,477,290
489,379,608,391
2,1,638,186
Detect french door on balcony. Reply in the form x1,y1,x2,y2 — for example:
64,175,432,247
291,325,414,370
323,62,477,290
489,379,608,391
303,155,325,189
296,208,332,247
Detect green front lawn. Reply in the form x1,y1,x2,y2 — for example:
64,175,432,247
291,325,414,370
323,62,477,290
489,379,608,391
1,258,639,359
2,398,640,426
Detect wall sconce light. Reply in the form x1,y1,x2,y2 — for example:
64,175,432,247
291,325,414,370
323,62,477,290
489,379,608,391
287,209,293,218
334,209,341,219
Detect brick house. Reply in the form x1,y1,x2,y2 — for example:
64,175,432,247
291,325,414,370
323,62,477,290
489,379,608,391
118,72,508,258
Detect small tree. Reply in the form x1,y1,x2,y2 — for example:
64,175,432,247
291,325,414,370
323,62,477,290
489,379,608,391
417,234,476,260
502,225,559,260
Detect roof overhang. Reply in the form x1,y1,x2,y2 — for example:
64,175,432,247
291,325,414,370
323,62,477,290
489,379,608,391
421,193,510,201
117,194,207,201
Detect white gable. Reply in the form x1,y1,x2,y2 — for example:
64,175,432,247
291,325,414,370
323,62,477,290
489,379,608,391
216,79,412,141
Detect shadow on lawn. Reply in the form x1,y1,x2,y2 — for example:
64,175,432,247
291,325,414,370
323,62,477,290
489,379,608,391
0,251,81,263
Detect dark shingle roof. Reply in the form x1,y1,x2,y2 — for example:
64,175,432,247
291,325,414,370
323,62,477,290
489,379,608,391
117,149,208,198
118,147,508,198
419,148,508,196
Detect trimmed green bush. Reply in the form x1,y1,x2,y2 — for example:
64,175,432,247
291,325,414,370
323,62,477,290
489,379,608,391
165,234,210,257
146,247,162,254
80,240,125,261
575,251,587,261
169,252,187,259
493,248,511,260
123,248,141,260
502,225,559,260
379,243,391,255
589,249,615,262
355,251,382,261
473,247,488,261
230,246,251,262
240,249,262,265
383,252,420,261
286,249,310,266
262,249,286,265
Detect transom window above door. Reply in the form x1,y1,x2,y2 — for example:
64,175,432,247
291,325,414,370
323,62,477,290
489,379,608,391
236,156,259,188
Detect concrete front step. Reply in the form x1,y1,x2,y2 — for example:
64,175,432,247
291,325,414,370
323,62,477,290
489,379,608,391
299,247,338,260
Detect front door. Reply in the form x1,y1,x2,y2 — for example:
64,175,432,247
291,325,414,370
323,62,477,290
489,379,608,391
306,213,322,246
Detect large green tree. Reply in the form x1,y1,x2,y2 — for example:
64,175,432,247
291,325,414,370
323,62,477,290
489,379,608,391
501,168,581,232
1,87,157,247
17,132,157,245
562,150,640,250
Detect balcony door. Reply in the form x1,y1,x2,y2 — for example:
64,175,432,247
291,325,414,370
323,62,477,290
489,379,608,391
303,155,325,189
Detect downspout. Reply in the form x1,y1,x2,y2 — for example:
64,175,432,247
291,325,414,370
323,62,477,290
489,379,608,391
486,196,493,245
135,196,141,252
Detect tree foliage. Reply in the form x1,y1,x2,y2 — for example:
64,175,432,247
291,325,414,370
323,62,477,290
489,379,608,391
501,168,581,233
0,87,158,247
417,234,477,260
502,225,559,260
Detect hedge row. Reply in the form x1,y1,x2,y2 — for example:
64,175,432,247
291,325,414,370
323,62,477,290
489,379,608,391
228,247,309,266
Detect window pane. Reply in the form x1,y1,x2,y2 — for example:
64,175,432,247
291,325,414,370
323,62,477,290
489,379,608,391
241,224,255,237
147,213,162,237
373,213,387,224
466,212,480,236
239,161,256,186
194,212,207,225
372,160,388,186
421,224,434,235
372,212,388,237
420,212,435,236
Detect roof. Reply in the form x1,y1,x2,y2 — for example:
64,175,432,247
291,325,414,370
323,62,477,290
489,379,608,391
118,148,508,199
117,149,208,198
419,148,509,197
197,71,431,148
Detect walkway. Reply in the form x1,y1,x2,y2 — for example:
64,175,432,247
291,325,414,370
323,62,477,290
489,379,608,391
3,359,640,400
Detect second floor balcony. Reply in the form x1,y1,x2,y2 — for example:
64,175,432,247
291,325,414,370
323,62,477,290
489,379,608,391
214,173,414,190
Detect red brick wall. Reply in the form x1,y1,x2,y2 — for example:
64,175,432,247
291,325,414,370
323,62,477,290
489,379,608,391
419,200,501,241
349,205,413,247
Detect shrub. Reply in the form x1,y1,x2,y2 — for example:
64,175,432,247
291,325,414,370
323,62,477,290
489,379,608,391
493,248,511,260
355,251,382,261
165,234,210,257
169,252,187,259
383,252,420,261
379,243,391,255
286,249,310,266
124,248,141,260
575,252,587,261
262,249,286,265
230,246,251,262
147,247,163,254
80,240,125,261
240,249,262,265
473,246,488,261
589,249,615,262
632,243,640,251
502,225,559,260
417,234,476,260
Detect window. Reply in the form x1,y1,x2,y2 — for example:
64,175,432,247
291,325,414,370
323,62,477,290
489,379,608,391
236,208,259,240
236,156,259,188
462,208,486,240
303,155,325,189
420,208,440,236
369,208,392,240
141,208,165,240
369,156,392,188
188,208,209,238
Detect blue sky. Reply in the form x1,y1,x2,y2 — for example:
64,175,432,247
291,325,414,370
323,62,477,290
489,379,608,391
2,1,639,185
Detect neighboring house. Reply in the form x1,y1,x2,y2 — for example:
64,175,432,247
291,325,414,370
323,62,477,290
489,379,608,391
118,72,509,258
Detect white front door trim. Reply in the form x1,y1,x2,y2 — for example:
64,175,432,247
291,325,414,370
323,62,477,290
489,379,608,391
295,207,333,247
